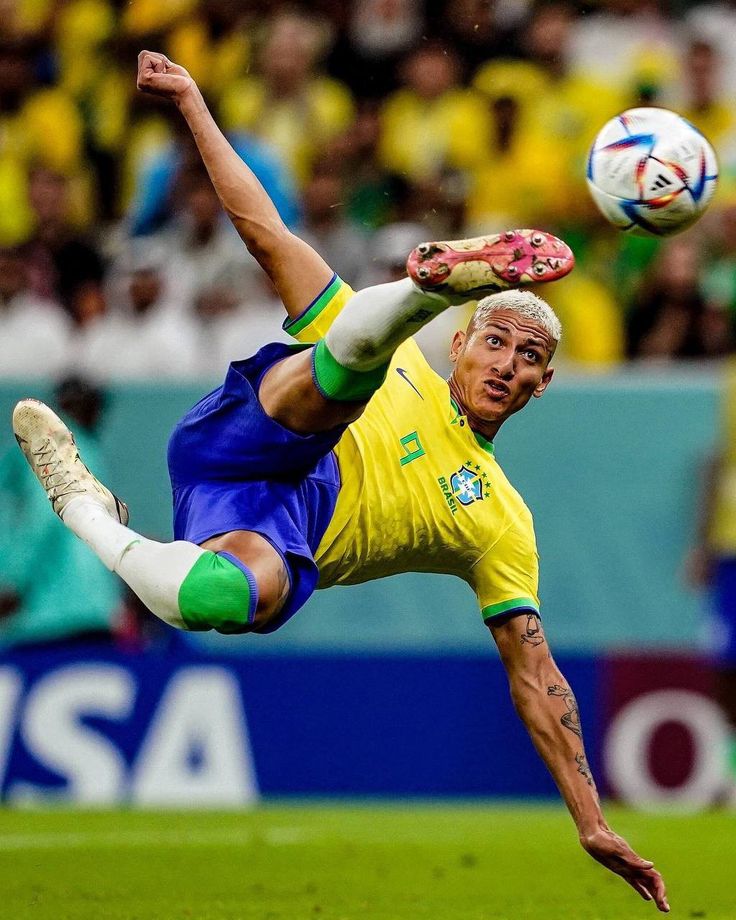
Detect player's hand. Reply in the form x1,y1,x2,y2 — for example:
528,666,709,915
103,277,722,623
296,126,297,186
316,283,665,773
580,827,669,912
136,51,195,105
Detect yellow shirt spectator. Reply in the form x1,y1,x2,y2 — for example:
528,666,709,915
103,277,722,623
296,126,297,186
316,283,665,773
121,0,197,36
542,273,624,368
473,59,626,223
379,87,490,180
167,16,250,103
0,157,32,246
465,117,570,232
3,88,84,175
2,0,53,38
54,0,116,98
0,84,86,243
220,76,353,185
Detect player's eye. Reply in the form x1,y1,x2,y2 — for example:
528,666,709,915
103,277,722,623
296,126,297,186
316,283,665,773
524,350,540,362
486,335,502,347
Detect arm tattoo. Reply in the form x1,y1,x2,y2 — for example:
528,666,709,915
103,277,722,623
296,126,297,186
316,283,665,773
547,684,582,738
575,752,593,786
520,613,545,647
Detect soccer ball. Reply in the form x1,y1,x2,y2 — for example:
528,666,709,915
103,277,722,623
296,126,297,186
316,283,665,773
586,107,718,236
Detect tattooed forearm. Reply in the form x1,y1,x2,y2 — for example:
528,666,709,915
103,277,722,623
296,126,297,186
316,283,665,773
547,684,583,738
520,613,545,647
575,752,593,786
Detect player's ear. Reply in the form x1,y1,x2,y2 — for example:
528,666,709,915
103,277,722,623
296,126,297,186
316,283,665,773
449,330,465,364
533,367,554,398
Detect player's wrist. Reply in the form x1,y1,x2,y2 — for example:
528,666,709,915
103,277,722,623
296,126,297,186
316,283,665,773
175,81,203,115
577,816,610,842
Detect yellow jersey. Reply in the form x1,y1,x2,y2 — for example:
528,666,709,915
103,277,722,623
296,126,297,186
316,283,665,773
286,276,541,623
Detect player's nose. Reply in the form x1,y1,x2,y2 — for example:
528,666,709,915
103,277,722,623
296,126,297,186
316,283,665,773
491,351,515,378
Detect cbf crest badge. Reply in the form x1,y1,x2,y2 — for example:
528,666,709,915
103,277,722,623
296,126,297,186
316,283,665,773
450,461,491,506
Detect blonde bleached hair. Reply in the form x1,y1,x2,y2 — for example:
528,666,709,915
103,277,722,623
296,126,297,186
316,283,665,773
470,290,562,344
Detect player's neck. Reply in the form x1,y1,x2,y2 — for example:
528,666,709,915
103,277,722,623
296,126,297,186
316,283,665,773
447,374,502,441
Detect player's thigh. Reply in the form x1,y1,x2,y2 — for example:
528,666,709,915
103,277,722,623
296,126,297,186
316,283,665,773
258,348,366,434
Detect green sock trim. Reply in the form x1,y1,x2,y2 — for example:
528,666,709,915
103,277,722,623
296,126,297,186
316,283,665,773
178,552,254,634
312,339,388,402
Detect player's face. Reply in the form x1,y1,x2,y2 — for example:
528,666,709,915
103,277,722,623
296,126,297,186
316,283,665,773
449,310,555,427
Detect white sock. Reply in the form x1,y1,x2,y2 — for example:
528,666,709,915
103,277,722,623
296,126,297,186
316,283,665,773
324,277,452,371
61,497,205,629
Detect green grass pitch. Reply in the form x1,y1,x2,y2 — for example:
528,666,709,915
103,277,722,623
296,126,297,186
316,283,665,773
0,804,727,919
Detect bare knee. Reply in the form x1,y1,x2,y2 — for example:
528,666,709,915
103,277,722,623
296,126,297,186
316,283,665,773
250,559,290,630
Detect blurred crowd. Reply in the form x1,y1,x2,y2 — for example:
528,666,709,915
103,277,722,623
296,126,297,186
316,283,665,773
3,0,736,382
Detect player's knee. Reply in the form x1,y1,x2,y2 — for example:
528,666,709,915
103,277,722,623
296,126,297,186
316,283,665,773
178,551,258,634
248,557,291,631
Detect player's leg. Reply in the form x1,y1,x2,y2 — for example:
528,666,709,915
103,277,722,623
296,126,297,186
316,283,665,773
12,400,283,634
260,229,574,433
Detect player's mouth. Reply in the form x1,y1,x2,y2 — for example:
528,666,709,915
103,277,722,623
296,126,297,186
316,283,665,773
484,379,511,399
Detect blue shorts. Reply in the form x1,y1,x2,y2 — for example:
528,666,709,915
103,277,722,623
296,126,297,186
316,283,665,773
167,343,343,632
713,557,736,664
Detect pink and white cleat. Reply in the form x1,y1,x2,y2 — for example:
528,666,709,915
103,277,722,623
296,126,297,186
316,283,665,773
406,229,574,297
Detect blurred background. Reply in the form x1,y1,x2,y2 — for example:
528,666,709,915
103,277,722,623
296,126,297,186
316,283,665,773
0,0,735,811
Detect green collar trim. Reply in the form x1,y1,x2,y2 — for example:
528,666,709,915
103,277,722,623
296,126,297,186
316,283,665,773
473,431,495,456
449,398,495,455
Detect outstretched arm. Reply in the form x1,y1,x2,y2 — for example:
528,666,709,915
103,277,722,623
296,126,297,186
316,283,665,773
136,50,334,319
490,612,670,913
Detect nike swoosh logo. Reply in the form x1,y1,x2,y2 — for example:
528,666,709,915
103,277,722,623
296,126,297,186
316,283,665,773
396,367,423,399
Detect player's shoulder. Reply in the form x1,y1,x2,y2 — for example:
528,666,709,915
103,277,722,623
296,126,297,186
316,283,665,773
385,338,451,407
391,336,441,380
488,457,536,534
391,336,427,369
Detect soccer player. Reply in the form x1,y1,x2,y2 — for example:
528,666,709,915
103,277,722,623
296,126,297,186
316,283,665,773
12,52,669,912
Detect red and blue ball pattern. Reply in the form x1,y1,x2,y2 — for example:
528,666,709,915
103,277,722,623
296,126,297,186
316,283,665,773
586,107,718,236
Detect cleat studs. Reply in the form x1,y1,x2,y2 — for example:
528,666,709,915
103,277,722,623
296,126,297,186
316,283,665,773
533,262,547,276
506,265,518,275
504,230,516,241
417,266,431,279
531,233,545,246
417,243,432,256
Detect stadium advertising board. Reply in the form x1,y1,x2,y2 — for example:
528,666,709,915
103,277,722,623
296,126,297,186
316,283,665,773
0,647,728,806
0,647,597,803
601,654,731,809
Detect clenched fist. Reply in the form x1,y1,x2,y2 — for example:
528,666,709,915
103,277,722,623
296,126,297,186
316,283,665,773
137,50,195,105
